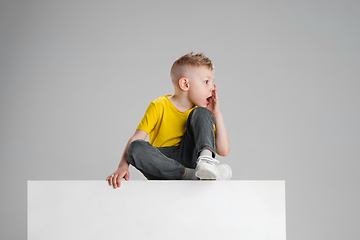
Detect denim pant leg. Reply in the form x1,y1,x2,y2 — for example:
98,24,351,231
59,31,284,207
177,107,216,169
127,140,185,180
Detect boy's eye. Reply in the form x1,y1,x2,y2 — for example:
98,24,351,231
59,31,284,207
204,80,209,84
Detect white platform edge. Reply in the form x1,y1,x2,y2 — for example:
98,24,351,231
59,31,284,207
28,180,286,240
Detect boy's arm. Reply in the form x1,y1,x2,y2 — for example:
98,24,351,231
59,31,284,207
106,129,148,189
207,84,230,156
214,112,230,156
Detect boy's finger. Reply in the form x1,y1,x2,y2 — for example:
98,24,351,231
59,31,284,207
112,175,118,187
112,175,115,185
108,177,112,186
113,175,119,188
116,177,121,188
113,178,117,188
212,85,216,94
125,172,130,181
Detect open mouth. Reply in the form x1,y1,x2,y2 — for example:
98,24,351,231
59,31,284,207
206,96,212,104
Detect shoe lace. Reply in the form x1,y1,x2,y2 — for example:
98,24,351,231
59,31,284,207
199,155,219,165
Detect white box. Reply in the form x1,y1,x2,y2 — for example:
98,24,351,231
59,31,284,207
28,180,286,240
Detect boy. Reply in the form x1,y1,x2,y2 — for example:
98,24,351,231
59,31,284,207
106,52,232,188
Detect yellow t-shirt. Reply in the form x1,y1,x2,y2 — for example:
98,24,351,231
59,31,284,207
137,95,196,147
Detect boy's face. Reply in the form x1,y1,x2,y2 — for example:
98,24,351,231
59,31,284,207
187,66,215,108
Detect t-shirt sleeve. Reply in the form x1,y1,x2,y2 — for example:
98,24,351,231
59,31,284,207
136,101,159,134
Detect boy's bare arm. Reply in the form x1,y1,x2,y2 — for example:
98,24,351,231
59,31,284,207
106,129,148,189
214,112,230,156
207,84,230,156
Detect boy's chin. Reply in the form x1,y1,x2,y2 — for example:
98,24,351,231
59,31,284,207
193,100,207,108
199,102,207,108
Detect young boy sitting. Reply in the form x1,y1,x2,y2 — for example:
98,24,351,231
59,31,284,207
106,52,232,188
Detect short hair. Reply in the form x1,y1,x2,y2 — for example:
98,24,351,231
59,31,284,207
170,52,214,83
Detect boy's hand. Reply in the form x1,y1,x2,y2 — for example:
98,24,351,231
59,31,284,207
106,166,130,189
106,130,147,189
206,84,221,116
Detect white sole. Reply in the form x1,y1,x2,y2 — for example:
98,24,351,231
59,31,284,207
195,163,232,180
195,169,216,180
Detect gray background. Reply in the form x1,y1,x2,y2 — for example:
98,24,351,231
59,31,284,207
1,0,359,239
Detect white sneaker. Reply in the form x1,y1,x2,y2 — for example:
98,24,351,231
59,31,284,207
195,155,232,180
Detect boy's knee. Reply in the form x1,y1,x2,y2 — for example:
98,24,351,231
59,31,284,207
128,139,146,153
127,139,147,164
190,107,214,122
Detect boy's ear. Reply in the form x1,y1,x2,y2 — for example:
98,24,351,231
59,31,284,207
178,77,189,91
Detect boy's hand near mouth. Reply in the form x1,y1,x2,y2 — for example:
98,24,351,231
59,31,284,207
206,84,220,117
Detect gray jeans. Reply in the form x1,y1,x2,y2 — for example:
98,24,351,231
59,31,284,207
127,107,216,180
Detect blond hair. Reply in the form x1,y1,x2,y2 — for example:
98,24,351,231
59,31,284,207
170,52,214,84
